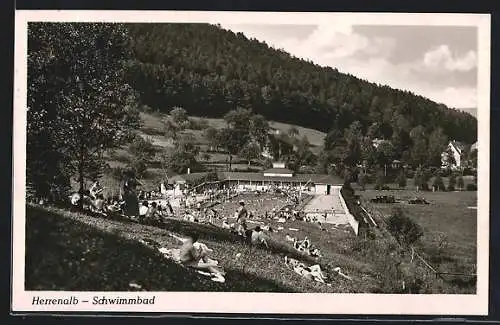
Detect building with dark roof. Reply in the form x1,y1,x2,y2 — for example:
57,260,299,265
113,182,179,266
165,162,343,196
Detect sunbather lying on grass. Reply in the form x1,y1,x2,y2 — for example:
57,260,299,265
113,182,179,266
170,233,225,280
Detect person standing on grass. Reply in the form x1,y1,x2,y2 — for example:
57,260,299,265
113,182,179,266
236,200,248,238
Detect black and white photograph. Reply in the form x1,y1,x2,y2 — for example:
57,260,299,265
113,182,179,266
12,11,490,314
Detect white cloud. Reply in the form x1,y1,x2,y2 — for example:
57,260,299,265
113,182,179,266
426,86,477,108
423,45,477,71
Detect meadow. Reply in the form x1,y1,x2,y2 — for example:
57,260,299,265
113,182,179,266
358,188,477,292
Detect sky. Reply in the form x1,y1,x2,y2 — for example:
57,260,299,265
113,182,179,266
220,23,478,113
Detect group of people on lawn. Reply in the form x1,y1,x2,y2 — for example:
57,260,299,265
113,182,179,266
69,177,291,281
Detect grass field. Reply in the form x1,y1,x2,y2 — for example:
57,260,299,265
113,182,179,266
359,189,477,292
26,203,370,292
26,204,297,292
26,182,477,294
138,112,326,160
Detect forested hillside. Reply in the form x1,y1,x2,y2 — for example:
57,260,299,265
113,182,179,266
125,23,477,144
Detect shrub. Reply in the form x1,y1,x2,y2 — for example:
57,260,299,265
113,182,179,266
386,207,424,246
432,175,446,191
414,168,429,191
187,118,209,130
405,169,415,179
396,170,407,188
374,170,386,190
457,176,465,190
358,173,367,190
447,174,457,191
466,183,477,191
128,136,156,162
128,158,148,178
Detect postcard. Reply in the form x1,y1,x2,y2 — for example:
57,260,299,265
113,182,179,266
12,10,490,315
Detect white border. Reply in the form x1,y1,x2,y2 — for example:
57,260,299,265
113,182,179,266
12,11,491,315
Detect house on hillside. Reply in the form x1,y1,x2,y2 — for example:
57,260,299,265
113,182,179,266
441,140,468,169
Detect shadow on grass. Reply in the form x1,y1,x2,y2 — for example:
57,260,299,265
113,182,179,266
160,217,317,264
25,205,294,292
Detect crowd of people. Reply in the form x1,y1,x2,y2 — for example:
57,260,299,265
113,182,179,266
36,177,333,283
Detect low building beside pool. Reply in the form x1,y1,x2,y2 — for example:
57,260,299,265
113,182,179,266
165,162,343,195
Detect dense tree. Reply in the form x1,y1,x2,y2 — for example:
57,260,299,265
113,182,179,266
239,141,261,166
204,127,220,151
343,121,363,167
163,118,181,140
409,126,428,168
427,128,448,167
27,22,140,201
443,147,456,170
249,114,270,149
125,23,476,146
128,135,155,162
374,141,396,173
165,135,201,174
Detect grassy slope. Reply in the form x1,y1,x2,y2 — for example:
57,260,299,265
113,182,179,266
97,111,327,192
26,204,370,292
138,111,326,154
26,204,293,292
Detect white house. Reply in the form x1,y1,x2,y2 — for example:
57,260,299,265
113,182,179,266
441,141,466,169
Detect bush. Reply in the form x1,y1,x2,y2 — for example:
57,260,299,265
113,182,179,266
457,176,465,190
375,170,386,190
466,183,477,191
396,171,407,188
405,169,415,179
386,207,424,246
414,168,429,191
187,118,209,130
447,174,457,191
358,173,367,190
432,175,446,191
128,158,148,178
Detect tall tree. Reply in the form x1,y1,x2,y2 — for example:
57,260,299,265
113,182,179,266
239,141,261,166
27,22,140,201
427,127,448,167
165,135,200,174
343,121,363,167
409,125,428,168
249,114,270,149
